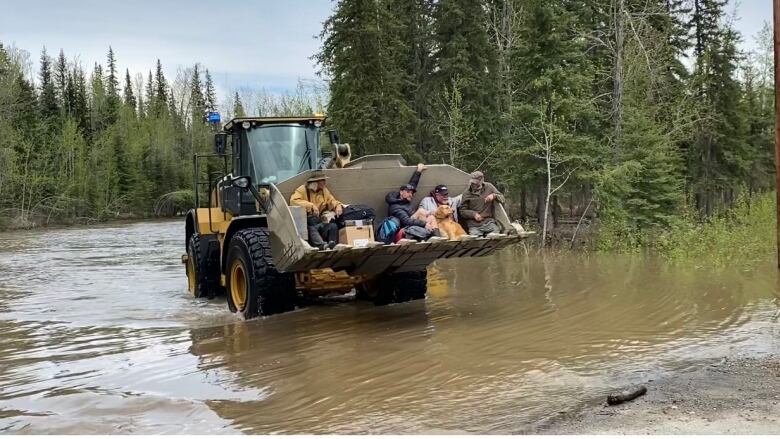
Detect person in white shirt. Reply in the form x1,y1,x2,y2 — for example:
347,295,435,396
418,184,462,223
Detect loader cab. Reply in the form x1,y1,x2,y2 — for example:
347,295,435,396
221,116,325,186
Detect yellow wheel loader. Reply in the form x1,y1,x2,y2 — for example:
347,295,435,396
182,115,530,319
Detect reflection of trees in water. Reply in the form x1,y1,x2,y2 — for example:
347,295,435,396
183,254,777,433
186,304,434,433
427,252,771,366
541,252,558,312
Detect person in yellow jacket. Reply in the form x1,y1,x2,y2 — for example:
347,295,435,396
290,171,344,250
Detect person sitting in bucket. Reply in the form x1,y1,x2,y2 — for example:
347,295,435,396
290,171,344,250
384,163,436,241
458,171,505,237
419,184,462,223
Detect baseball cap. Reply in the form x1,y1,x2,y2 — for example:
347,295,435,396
433,185,449,195
469,171,484,184
400,183,416,192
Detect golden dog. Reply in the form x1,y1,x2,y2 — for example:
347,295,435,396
434,205,466,240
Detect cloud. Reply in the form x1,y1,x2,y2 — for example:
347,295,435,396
0,0,333,94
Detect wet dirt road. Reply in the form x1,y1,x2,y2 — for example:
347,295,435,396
0,220,778,433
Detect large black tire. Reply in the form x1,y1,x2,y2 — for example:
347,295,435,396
224,228,297,319
186,233,222,298
365,269,428,306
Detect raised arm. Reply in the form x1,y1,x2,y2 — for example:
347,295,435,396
408,163,426,188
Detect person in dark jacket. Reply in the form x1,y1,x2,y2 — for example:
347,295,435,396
384,163,435,239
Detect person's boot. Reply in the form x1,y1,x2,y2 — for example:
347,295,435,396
318,241,337,250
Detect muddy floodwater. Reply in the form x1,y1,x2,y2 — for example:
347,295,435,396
0,220,778,433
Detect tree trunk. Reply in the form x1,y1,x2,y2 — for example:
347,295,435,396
612,0,625,156
520,187,527,222
542,147,552,245
536,183,545,226
568,194,574,217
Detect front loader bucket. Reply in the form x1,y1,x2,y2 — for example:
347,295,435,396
282,234,527,276
266,160,533,276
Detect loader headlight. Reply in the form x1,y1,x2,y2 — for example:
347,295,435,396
232,176,251,189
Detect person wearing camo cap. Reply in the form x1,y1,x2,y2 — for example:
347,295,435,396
458,171,505,237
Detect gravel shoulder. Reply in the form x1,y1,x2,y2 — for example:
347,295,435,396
534,356,780,434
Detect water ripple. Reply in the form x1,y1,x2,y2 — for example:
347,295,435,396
0,221,777,433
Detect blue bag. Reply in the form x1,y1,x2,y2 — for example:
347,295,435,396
376,217,401,244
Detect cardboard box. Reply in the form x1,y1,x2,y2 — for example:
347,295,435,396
339,219,374,247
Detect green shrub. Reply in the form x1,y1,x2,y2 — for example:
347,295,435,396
597,191,775,268
652,192,775,268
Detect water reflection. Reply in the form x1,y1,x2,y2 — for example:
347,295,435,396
0,221,778,433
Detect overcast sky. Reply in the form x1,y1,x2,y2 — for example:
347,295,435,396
0,0,773,98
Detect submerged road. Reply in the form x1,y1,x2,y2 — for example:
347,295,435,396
0,220,777,433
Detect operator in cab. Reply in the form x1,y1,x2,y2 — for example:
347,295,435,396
290,171,344,250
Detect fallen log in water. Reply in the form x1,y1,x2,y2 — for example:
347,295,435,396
607,385,647,405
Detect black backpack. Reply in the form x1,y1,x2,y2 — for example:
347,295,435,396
337,204,376,227
404,225,432,241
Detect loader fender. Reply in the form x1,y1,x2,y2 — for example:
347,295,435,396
221,215,268,273
185,209,197,249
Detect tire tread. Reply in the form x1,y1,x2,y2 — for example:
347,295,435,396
228,227,296,318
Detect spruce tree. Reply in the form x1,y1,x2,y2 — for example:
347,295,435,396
123,69,136,116
144,70,155,116
154,59,168,112
692,0,725,60
90,63,107,133
55,49,69,112
65,71,76,118
642,0,695,133
105,46,120,122
316,0,417,156
689,1,749,214
233,92,245,117
72,65,90,135
393,0,435,156
14,75,38,139
741,60,774,194
204,69,216,112
432,0,499,145
190,64,205,125
597,28,686,229
38,47,59,124
507,0,599,226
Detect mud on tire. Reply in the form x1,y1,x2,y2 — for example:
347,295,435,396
225,227,297,319
187,233,222,298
